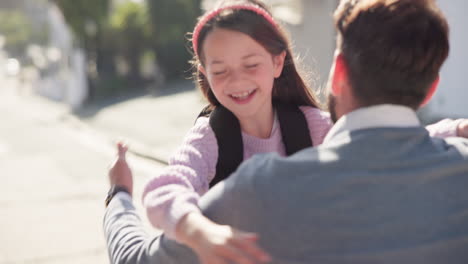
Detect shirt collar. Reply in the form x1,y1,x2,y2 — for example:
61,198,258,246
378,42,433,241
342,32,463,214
323,104,421,144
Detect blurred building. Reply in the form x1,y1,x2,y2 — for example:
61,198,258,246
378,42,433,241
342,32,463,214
38,3,88,109
202,0,468,119
0,0,88,109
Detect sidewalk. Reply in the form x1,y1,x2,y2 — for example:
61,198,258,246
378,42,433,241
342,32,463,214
74,80,207,164
0,77,203,264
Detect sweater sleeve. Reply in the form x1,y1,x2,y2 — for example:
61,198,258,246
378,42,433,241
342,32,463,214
299,106,333,146
425,118,461,138
141,117,218,240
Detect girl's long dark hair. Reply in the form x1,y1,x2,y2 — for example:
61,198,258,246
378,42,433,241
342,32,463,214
191,0,321,110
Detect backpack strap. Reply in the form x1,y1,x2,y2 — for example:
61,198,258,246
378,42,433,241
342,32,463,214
275,102,313,155
196,103,312,188
203,106,244,188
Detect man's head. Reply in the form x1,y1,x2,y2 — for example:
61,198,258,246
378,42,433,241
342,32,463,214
327,0,449,122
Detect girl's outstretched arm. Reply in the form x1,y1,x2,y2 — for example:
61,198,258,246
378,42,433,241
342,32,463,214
142,117,218,239
426,118,468,138
299,105,468,144
176,212,271,264
457,119,468,138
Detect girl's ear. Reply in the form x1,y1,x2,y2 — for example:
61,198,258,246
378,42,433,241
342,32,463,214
198,64,207,77
273,51,287,78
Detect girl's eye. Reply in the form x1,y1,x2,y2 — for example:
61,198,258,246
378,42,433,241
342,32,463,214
213,70,226,76
246,64,258,69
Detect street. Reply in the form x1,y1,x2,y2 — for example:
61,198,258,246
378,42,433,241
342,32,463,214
0,77,163,263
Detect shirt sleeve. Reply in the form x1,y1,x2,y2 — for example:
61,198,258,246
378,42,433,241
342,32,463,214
103,192,198,264
299,106,333,146
141,117,218,240
425,118,462,138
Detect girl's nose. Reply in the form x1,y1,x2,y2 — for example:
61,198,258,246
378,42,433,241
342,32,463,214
228,69,245,84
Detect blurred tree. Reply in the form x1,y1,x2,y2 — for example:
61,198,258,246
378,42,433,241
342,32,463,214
52,0,111,97
52,0,202,98
109,1,152,81
0,10,36,59
147,0,201,80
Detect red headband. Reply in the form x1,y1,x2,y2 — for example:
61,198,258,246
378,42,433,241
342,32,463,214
192,3,279,58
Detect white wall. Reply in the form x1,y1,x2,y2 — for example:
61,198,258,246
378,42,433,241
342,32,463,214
34,2,88,109
426,0,468,118
285,0,338,94
291,0,468,118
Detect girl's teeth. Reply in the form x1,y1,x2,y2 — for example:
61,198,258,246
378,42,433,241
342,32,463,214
231,90,253,98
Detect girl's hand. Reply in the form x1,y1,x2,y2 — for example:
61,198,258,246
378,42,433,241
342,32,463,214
457,119,468,138
176,213,271,264
108,142,133,196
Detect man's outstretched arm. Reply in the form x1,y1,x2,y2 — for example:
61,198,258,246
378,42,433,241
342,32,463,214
104,192,153,264
103,192,198,264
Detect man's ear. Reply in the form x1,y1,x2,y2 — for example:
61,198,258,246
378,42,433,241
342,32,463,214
330,54,348,96
273,51,287,78
420,75,440,107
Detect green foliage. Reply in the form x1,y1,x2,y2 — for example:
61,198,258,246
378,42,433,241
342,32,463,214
147,0,202,79
108,1,152,80
52,0,110,41
109,1,151,56
110,1,150,34
53,0,201,97
0,10,35,58
53,0,116,98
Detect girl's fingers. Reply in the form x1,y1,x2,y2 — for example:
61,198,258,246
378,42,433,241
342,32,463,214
241,232,258,241
202,256,229,264
218,244,255,264
233,233,271,263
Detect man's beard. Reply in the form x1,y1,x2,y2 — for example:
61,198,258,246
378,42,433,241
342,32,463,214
327,94,338,123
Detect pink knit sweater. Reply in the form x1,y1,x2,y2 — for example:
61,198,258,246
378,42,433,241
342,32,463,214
142,106,460,239
142,106,331,238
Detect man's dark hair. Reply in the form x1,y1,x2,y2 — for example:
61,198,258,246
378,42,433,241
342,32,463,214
334,0,449,109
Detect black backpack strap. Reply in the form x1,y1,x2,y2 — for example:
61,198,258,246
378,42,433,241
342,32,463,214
275,102,313,155
197,103,312,189
208,106,244,188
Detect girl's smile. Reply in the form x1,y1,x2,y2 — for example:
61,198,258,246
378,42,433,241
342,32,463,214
228,88,257,104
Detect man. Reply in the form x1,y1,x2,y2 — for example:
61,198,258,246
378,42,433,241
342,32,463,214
103,0,468,263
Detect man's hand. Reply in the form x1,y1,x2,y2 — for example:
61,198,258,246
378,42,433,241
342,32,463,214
457,119,468,138
108,142,133,196
176,213,272,264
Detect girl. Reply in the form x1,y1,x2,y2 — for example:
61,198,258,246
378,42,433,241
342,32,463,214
144,1,329,262
113,0,467,263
